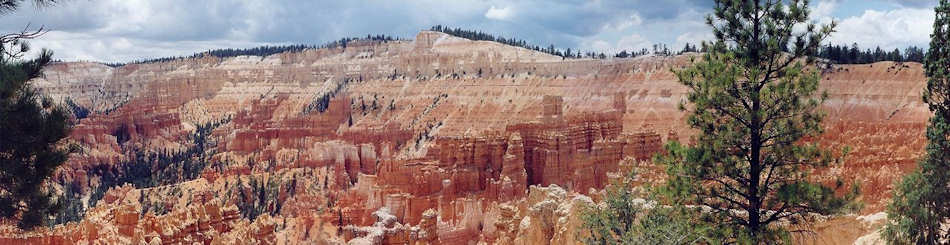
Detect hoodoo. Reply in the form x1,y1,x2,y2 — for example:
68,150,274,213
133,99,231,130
0,29,931,244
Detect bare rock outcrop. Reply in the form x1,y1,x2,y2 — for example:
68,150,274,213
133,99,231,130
0,31,929,244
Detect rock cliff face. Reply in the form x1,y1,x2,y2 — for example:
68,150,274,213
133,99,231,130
0,184,245,245
2,31,929,244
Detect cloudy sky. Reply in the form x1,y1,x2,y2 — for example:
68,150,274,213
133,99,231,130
0,0,939,63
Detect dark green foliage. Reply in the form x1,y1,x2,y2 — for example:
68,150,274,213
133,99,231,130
52,181,83,224
232,176,285,220
660,0,858,242
614,50,632,58
883,1,950,243
139,189,170,216
63,97,89,119
680,43,700,54
0,0,56,13
104,45,312,67
413,120,443,150
433,25,701,60
580,171,711,245
817,43,927,64
904,46,927,63
1,1,76,227
614,48,657,58
432,25,616,59
430,25,508,44
112,118,228,187
0,43,74,229
53,117,230,224
653,44,672,56
303,77,349,114
106,34,400,67
431,25,570,58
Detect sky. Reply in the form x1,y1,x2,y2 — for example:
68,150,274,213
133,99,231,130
0,0,940,63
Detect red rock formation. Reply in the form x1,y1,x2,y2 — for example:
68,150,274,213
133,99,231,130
5,31,925,244
323,110,664,243
0,200,240,245
227,94,352,153
508,112,630,192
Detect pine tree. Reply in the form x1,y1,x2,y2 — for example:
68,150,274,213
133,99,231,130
849,42,860,64
888,48,903,62
883,1,950,243
616,50,630,58
659,0,857,242
905,46,926,63
580,170,711,245
0,0,74,229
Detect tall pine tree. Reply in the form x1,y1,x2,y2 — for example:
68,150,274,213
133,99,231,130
0,0,74,229
659,0,857,242
883,0,950,243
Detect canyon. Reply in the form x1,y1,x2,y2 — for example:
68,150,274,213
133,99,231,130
0,31,929,244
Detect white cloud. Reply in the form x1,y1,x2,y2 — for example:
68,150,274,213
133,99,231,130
25,31,275,62
885,0,938,8
828,7,933,49
0,0,931,63
586,40,614,52
581,34,652,54
3,0,715,62
811,0,838,24
603,14,643,31
484,5,514,20
616,34,652,52
674,31,713,49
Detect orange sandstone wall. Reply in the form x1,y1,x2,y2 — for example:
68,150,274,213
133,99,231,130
3,31,927,244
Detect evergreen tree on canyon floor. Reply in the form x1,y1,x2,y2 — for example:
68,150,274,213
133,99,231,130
657,0,858,242
0,0,75,229
883,0,950,243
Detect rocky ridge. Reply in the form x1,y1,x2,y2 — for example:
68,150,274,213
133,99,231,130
1,31,930,244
